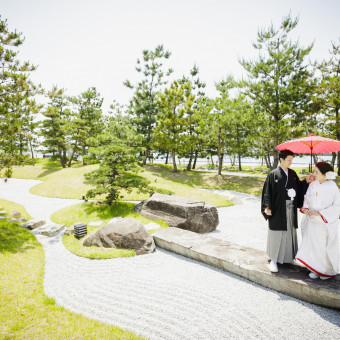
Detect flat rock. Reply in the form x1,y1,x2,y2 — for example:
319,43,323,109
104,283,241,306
0,210,6,215
0,215,10,220
21,219,46,230
8,218,27,223
37,223,65,237
83,217,156,255
10,211,21,217
153,227,340,310
138,193,219,233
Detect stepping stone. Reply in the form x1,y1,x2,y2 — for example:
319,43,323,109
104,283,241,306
10,211,21,217
37,223,65,237
8,218,27,223
0,215,10,220
0,210,6,215
153,227,340,310
21,219,46,230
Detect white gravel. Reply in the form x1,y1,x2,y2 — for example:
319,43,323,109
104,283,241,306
1,178,340,339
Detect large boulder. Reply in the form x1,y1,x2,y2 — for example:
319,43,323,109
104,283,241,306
136,193,219,233
82,218,155,255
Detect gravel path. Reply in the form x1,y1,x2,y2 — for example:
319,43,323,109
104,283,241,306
1,179,340,339
0,178,82,223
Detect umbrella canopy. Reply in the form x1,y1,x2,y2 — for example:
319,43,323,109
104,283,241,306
277,134,340,154
276,134,340,172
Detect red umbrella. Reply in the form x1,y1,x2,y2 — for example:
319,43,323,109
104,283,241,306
276,134,340,171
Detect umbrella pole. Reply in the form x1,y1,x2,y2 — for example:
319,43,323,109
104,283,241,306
310,147,313,172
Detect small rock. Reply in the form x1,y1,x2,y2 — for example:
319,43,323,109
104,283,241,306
10,211,21,217
8,218,27,223
0,215,10,220
21,219,46,230
88,221,103,227
37,223,65,237
133,201,144,213
64,225,75,235
0,210,7,215
144,222,162,231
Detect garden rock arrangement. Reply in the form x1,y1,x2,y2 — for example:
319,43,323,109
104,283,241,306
82,217,156,255
136,193,219,233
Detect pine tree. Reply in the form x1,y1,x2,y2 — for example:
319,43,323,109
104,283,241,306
85,112,151,205
240,14,314,168
40,87,72,168
0,16,41,178
154,80,194,172
124,45,173,165
69,87,104,165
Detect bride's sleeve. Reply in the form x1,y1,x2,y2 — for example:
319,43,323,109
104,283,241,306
319,183,340,224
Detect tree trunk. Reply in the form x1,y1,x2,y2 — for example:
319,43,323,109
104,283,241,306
313,154,318,165
238,152,242,171
68,143,78,167
165,151,169,164
265,153,271,169
272,148,278,169
331,152,336,168
186,146,193,171
229,155,235,167
218,153,224,175
192,150,198,169
28,139,34,159
217,127,222,175
272,128,279,169
172,149,177,172
143,146,149,165
210,154,213,166
82,145,87,165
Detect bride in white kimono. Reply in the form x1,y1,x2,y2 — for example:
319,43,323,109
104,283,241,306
296,162,340,279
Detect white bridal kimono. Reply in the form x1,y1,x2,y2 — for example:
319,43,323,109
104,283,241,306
296,180,340,277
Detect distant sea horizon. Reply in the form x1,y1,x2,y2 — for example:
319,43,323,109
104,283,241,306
35,153,334,168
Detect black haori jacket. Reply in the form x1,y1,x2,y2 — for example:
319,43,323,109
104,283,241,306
261,167,308,231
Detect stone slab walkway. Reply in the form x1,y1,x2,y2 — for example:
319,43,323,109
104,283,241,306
153,227,340,310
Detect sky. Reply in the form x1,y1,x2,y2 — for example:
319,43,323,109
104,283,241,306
1,0,340,113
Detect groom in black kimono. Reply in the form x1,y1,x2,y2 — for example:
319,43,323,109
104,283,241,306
261,149,312,272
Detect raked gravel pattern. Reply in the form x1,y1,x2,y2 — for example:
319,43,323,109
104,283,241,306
1,178,340,339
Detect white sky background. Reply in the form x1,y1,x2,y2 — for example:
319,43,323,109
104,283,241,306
1,0,340,113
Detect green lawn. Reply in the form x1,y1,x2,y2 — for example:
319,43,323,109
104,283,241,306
4,159,324,203
4,159,235,206
51,201,168,259
0,199,143,340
